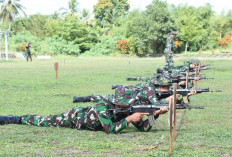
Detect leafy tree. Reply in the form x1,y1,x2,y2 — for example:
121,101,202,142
195,5,218,50
93,0,130,28
69,0,78,16
213,10,230,39
0,0,26,32
59,0,78,17
120,0,176,54
11,14,49,38
79,9,91,26
45,16,98,52
173,5,204,52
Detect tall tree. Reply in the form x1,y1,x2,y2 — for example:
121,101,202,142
173,5,204,52
122,0,176,54
93,0,130,28
0,0,26,32
59,0,78,17
213,10,230,39
69,0,78,16
79,9,91,26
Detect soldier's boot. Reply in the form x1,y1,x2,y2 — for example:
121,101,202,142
0,115,21,125
73,96,92,103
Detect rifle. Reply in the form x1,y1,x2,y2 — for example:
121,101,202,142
112,85,123,89
172,77,214,83
201,64,210,67
108,104,204,126
190,67,212,72
158,88,222,97
179,72,206,76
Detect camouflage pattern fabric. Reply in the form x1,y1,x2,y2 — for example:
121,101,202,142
164,36,174,68
109,83,167,105
21,99,154,133
87,82,167,106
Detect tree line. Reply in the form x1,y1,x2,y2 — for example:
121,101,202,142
0,0,231,56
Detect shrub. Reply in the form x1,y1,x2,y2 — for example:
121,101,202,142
40,36,80,55
84,34,123,56
116,39,129,54
8,31,80,55
8,31,41,54
218,35,231,49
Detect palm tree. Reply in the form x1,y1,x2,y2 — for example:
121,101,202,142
69,0,78,16
58,0,78,17
0,0,26,32
79,9,91,26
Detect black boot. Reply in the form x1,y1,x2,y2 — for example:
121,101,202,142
73,96,92,103
0,115,21,125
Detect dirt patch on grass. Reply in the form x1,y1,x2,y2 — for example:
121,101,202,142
50,140,60,145
55,93,70,97
54,148,93,156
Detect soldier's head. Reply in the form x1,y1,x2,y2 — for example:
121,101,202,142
171,69,181,79
169,31,176,38
184,61,195,69
154,75,171,92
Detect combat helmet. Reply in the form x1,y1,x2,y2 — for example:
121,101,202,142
171,69,181,78
170,31,176,35
154,74,171,86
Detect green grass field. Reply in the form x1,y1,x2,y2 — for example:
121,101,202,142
0,56,231,156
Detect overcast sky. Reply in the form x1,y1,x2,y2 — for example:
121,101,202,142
19,0,232,16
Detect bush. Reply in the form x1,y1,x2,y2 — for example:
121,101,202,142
8,31,80,55
84,34,123,56
40,36,80,55
218,35,231,49
8,31,41,54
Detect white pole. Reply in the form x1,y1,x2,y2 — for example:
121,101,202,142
5,33,8,61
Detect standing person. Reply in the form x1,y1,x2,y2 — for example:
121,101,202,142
164,31,176,69
25,42,32,62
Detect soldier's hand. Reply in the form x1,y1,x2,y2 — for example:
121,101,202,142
179,81,186,86
168,53,172,57
190,64,196,69
165,94,180,103
126,113,149,123
187,90,196,96
154,107,168,116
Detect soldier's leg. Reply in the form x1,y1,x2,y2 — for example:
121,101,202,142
73,95,105,103
29,54,32,62
0,115,21,125
169,56,174,67
165,54,170,68
26,54,29,62
21,106,82,128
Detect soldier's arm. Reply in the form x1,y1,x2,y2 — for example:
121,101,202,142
96,103,129,134
142,87,166,104
131,107,168,132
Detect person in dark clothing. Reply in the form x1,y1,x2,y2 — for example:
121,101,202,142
25,42,32,62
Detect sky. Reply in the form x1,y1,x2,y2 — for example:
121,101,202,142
19,0,232,16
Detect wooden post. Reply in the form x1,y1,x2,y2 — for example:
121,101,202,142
173,83,177,139
195,67,198,88
185,71,189,89
169,97,173,155
54,62,58,79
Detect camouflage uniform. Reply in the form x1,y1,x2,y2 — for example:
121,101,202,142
21,97,152,134
88,82,167,106
164,36,174,69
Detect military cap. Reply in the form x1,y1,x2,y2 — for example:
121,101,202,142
170,31,176,35
171,69,181,78
154,75,171,86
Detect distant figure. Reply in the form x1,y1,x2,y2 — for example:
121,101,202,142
164,31,176,69
25,42,32,62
